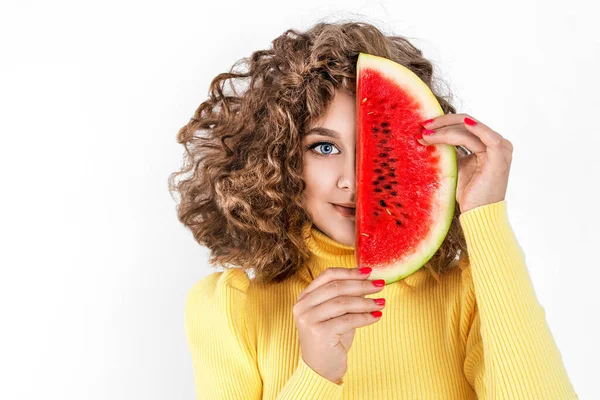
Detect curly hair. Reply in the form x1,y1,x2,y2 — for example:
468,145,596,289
168,19,471,285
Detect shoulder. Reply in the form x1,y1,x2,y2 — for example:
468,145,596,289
185,268,251,304
185,269,252,320
184,268,253,343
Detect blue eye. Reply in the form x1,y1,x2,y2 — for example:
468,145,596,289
307,141,341,156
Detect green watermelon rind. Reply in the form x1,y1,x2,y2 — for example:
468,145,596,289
356,53,458,285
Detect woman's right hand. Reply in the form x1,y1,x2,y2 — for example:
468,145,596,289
293,267,386,384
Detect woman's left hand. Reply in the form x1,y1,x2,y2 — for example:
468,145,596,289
417,115,513,214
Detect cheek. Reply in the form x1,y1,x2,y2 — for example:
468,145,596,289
303,161,336,197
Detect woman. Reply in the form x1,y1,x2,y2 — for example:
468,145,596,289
169,20,578,399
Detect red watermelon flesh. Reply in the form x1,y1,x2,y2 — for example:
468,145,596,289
355,53,457,285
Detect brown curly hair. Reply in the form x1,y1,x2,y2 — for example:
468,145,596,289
168,19,470,285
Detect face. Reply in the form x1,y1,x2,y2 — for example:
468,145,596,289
302,89,356,247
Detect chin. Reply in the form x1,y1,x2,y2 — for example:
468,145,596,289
330,211,356,246
340,235,355,247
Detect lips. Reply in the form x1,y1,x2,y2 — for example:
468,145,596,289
333,204,356,217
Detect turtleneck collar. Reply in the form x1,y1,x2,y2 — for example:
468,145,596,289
296,221,433,290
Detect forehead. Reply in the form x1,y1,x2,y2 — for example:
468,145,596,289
305,91,356,139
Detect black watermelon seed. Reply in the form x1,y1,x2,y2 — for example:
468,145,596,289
374,212,379,216
379,153,388,157
375,188,382,193
396,203,403,207
378,176,385,181
384,147,393,151
381,122,389,128
396,220,402,226
379,200,387,207
389,158,397,162
383,129,391,134
384,185,392,189
379,139,388,144
374,168,382,173
388,173,396,177
373,181,379,185
381,162,388,167
391,191,397,196
373,127,379,133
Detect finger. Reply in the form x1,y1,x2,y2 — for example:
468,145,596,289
420,113,459,129
297,267,371,303
458,116,511,166
421,113,501,144
420,113,472,129
419,123,487,153
319,309,382,334
304,295,384,324
422,115,512,166
300,278,384,312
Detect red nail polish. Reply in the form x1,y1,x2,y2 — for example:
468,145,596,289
372,279,385,287
422,118,434,125
359,267,372,275
374,298,386,306
422,129,436,135
371,311,383,318
464,117,477,126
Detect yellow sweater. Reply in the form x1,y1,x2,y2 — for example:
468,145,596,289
184,200,578,399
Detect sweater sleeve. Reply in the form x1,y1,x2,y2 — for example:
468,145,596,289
184,268,262,400
276,356,345,399
458,200,578,399
184,268,345,400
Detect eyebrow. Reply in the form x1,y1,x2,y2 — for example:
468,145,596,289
305,127,341,139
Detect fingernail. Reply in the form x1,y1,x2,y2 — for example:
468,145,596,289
464,117,477,126
422,118,434,125
372,279,385,287
374,298,386,306
359,267,372,275
422,129,436,135
371,311,383,318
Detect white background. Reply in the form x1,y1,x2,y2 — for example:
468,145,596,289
1,0,598,398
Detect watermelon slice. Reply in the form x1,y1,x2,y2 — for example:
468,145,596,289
355,53,457,285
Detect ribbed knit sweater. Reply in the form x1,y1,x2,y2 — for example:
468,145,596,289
184,200,578,399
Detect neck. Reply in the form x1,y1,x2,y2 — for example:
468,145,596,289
296,221,434,290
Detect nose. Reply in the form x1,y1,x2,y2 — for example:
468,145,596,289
337,150,356,193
